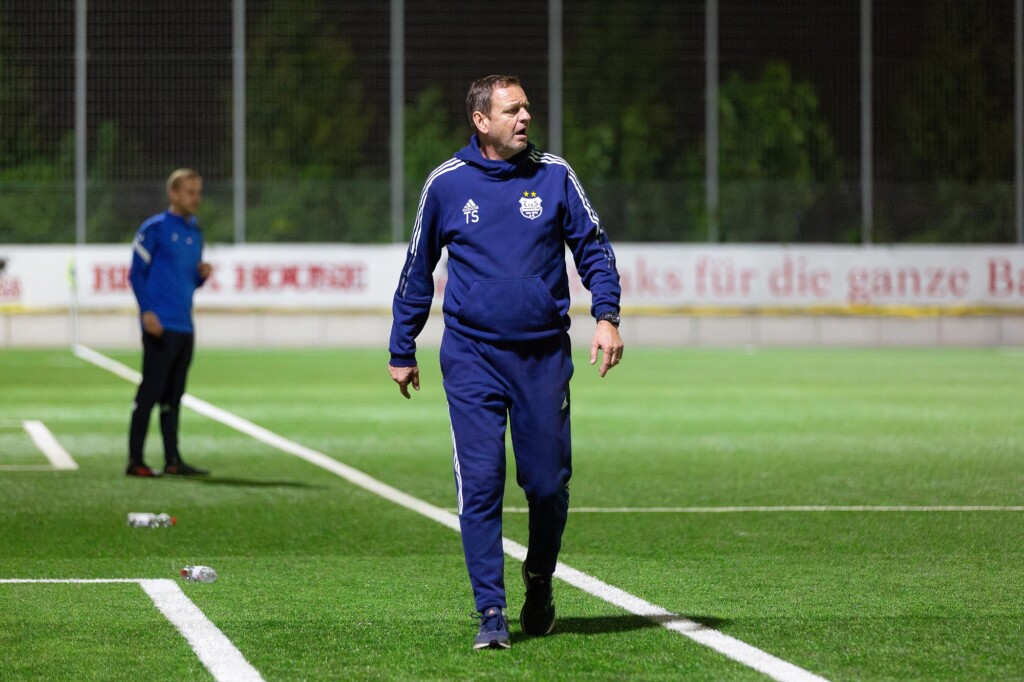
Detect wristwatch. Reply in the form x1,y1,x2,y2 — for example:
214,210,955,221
596,311,620,328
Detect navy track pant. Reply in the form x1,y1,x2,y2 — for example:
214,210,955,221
440,327,574,612
128,331,194,466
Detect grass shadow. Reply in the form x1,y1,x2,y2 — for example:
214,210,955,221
171,476,321,489
511,613,729,642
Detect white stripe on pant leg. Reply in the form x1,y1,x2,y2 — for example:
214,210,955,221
452,437,464,516
448,407,464,515
139,579,264,682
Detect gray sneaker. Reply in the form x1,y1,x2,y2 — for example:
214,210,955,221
473,607,511,650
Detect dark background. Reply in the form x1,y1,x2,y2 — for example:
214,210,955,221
0,0,1016,243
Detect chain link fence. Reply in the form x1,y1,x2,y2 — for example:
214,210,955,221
0,0,1019,245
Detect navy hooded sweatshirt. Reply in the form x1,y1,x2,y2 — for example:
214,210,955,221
389,136,621,367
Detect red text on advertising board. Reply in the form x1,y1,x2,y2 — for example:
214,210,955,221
694,257,753,297
847,266,969,304
93,264,222,293
768,257,830,298
0,277,21,300
234,263,366,292
988,258,1024,297
618,257,684,297
93,265,130,292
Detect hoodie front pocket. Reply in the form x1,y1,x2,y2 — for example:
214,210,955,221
456,277,562,335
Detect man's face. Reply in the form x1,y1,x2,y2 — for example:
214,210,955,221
169,178,202,217
475,85,532,160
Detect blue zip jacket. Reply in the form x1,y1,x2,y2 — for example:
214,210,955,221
129,210,206,334
390,136,621,367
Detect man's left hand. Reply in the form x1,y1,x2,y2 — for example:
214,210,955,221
198,262,212,280
590,320,624,378
388,364,421,399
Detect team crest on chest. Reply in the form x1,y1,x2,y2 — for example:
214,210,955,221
519,191,543,220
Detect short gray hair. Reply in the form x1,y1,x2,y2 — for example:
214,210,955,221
465,75,521,125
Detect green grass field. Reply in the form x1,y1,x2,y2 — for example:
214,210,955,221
1,345,1022,681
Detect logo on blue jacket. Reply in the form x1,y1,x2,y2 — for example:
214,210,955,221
519,191,543,220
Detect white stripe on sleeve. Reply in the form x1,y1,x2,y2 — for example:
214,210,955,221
133,238,152,264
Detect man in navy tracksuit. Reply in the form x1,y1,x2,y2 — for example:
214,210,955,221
388,75,623,650
126,168,212,477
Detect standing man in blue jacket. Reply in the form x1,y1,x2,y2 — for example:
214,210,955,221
388,75,623,650
126,168,212,477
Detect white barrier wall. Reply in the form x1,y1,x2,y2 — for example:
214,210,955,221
2,244,1023,347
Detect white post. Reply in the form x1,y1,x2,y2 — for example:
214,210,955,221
72,0,87,347
1015,0,1023,243
861,0,873,245
232,0,246,243
705,0,719,242
548,0,564,156
75,0,87,246
390,0,405,242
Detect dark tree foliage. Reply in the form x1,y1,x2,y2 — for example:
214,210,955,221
0,0,1016,243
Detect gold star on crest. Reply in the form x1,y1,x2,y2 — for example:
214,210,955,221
531,191,537,197
523,191,530,197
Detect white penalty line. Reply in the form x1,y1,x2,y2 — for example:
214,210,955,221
0,578,263,682
501,505,1024,513
73,344,828,682
0,421,79,471
21,420,78,470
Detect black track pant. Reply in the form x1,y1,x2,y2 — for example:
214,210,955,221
128,331,194,466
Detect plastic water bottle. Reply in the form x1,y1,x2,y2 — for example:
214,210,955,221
180,565,218,583
127,512,176,528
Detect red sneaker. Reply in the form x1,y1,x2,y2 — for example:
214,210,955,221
125,463,159,477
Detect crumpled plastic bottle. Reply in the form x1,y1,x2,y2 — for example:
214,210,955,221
179,565,218,583
127,512,176,528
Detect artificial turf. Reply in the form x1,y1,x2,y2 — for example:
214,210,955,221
1,346,1021,680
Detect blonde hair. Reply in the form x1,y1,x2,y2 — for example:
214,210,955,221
166,168,202,193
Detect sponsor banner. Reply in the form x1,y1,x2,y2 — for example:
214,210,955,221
0,246,74,310
80,243,408,310
608,244,1024,310
1,243,1023,312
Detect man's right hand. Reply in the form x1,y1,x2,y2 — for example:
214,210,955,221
142,311,164,337
388,364,420,399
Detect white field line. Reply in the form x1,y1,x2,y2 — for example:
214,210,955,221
139,579,264,682
500,506,1024,513
74,344,142,383
73,345,828,682
0,579,263,682
0,578,140,583
21,420,78,470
